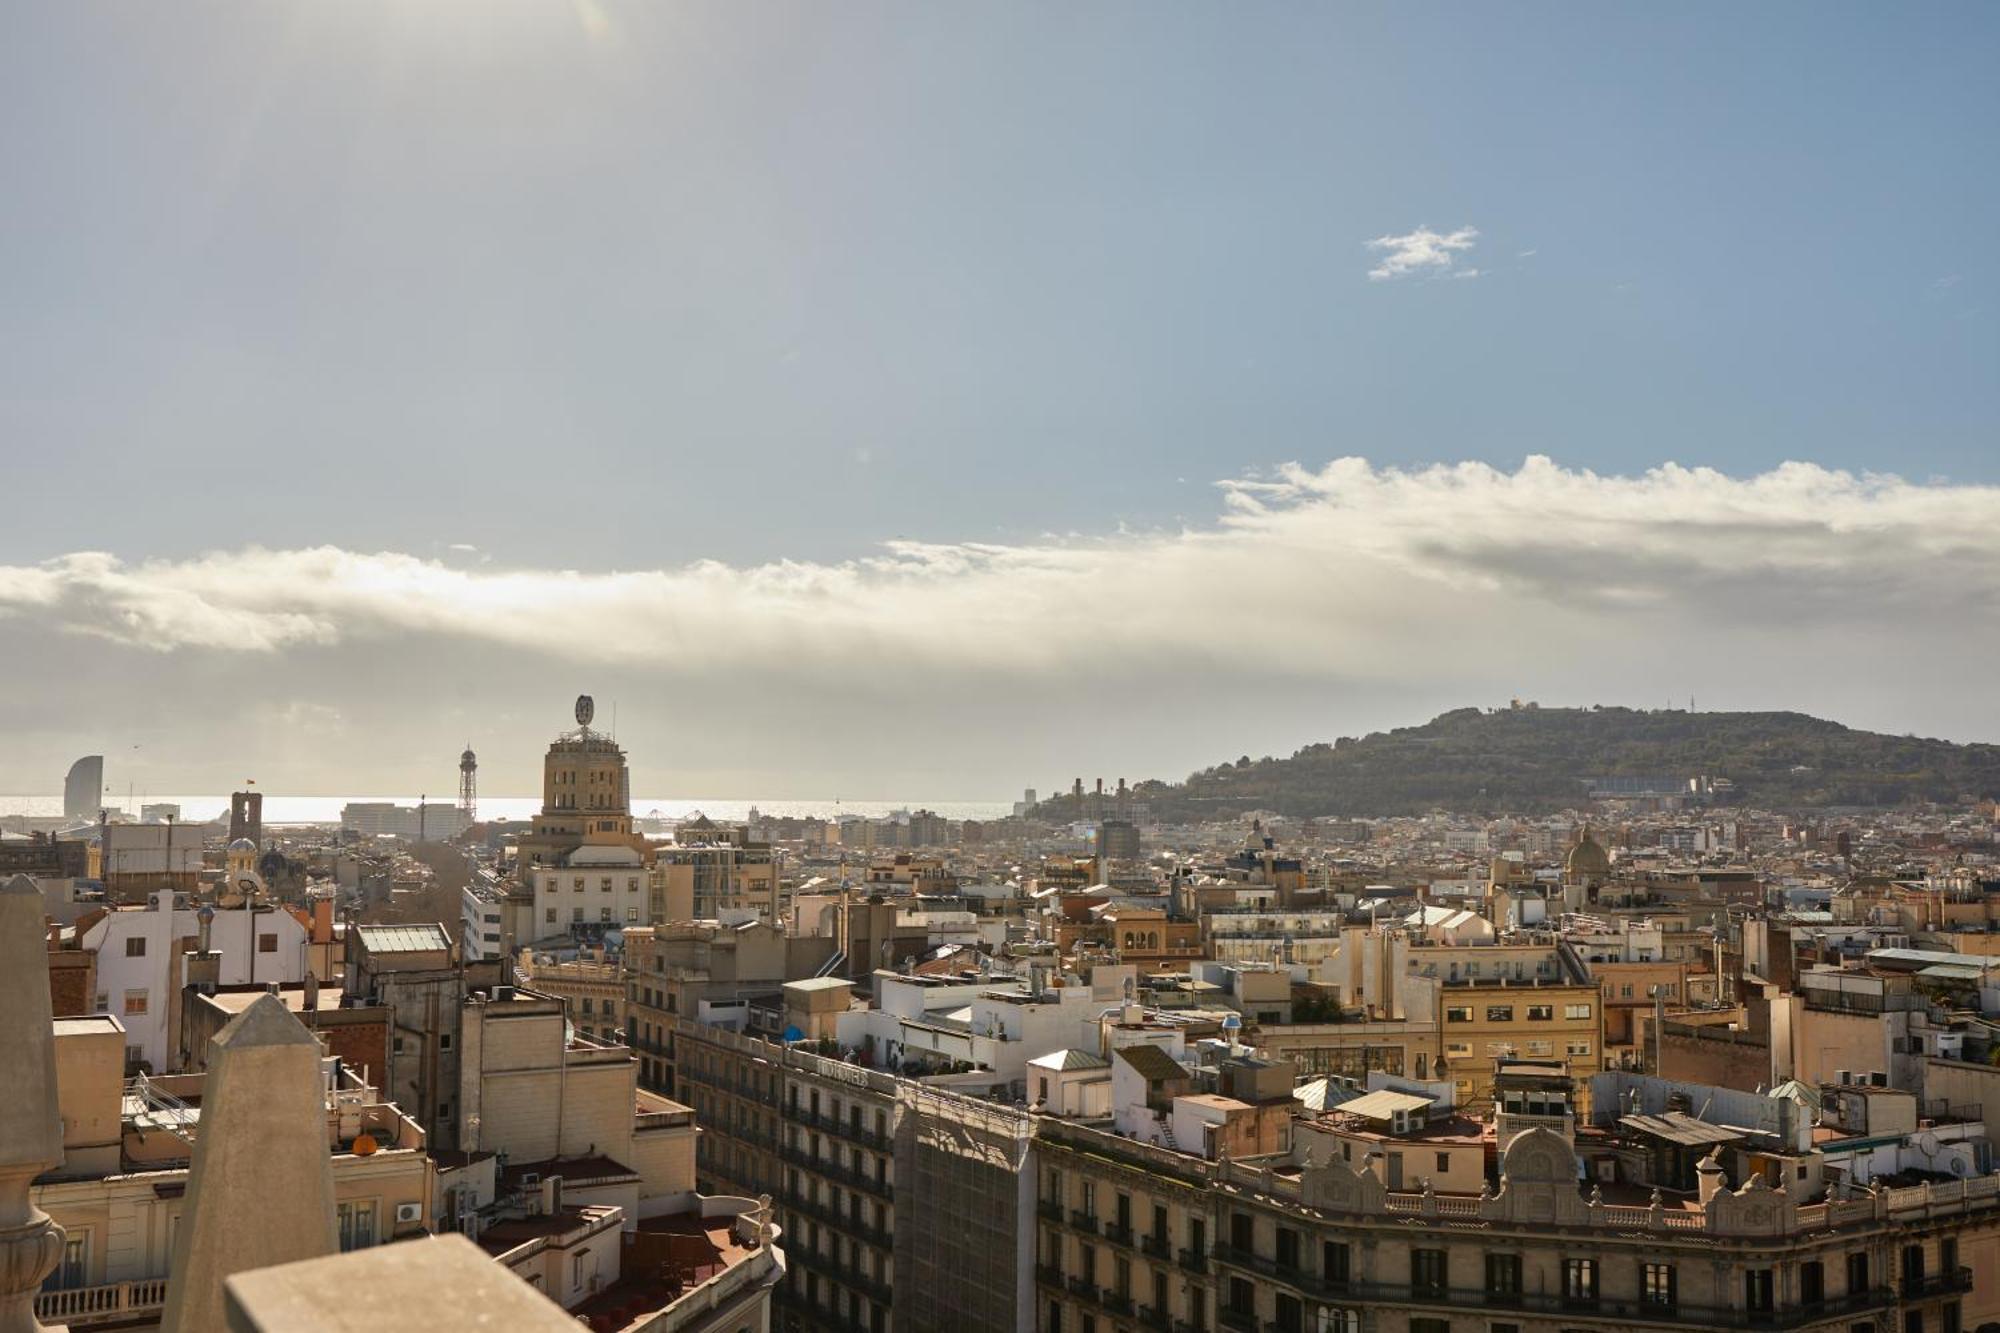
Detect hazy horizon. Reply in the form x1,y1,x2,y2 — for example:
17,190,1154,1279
4,3,1997,795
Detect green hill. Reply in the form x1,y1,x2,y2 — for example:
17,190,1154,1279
1070,706,2000,819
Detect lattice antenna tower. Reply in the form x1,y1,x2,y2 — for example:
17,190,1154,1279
458,744,478,825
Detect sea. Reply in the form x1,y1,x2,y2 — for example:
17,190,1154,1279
0,794,1014,826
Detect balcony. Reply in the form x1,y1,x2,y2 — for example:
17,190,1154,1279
1035,1262,1065,1288
1103,1291,1135,1316
1210,1243,1276,1280
1104,1221,1135,1247
36,1279,169,1328
1178,1247,1209,1274
1067,1276,1101,1301
803,1108,892,1152
799,1154,895,1201
856,1270,895,1308
1037,1198,1065,1223
1069,1209,1100,1235
1903,1267,1975,1299
1220,1310,1257,1332
787,1243,894,1308
1137,1304,1171,1330
777,1186,892,1250
853,1170,895,1203
1263,1281,1899,1330
1140,1233,1172,1261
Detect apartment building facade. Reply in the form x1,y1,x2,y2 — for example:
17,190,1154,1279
517,955,627,1044
1437,978,1601,1108
1033,1117,2000,1333
672,1017,1031,1333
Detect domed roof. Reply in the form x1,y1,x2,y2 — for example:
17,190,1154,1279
227,836,258,854
1565,827,1612,878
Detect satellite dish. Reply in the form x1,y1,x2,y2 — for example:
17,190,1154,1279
575,695,595,727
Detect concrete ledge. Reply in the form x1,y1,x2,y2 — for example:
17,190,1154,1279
224,1234,579,1332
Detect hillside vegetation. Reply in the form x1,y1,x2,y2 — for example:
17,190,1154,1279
1082,707,2000,819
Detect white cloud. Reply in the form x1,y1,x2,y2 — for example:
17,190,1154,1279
1366,226,1480,281
8,457,2000,793
11,452,2000,792
5,458,1999,671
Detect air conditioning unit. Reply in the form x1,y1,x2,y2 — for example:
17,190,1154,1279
395,1202,422,1224
518,1173,541,1190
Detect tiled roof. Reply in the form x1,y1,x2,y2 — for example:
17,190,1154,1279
1114,1043,1188,1082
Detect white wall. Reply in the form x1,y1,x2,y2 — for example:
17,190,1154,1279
84,899,309,1070
534,865,647,936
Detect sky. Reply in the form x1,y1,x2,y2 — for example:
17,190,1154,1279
2,2,1997,800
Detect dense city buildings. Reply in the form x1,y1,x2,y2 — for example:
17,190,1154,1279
13,3,1998,1330
20,706,2000,1333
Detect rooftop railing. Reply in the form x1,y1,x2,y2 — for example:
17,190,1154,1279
34,1279,168,1327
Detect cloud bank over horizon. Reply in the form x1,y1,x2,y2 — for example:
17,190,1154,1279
4,456,1997,798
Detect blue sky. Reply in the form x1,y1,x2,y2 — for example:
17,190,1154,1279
2,3,1998,796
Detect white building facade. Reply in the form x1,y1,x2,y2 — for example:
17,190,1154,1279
531,844,646,942
81,894,310,1071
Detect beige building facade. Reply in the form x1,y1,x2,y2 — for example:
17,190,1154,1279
1035,1117,2000,1333
34,1014,434,1330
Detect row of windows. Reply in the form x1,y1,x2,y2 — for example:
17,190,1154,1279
1444,1003,1592,1023
545,875,643,892
124,932,279,957
788,1084,893,1140
1444,1039,1593,1057
631,984,679,1014
1604,981,1680,1000
545,906,640,924
787,1259,888,1332
1044,1167,1207,1256
548,768,620,785
1204,1237,1932,1315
